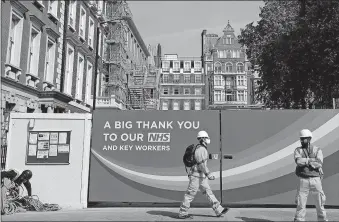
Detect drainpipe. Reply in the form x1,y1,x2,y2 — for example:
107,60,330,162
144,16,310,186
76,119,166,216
60,0,70,93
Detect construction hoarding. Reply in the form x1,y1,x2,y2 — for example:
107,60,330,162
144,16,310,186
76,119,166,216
88,109,339,207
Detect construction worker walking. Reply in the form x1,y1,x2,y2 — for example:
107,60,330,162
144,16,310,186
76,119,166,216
294,129,328,221
178,130,229,219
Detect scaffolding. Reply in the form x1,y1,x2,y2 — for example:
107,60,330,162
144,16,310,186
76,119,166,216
103,0,160,110
103,0,132,107
127,65,161,110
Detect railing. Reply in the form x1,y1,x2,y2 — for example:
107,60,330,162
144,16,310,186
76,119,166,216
93,95,127,110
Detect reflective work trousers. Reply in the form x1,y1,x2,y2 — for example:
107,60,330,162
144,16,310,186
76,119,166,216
179,176,224,216
294,177,328,221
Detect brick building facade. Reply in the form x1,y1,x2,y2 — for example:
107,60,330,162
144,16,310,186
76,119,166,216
159,54,205,110
202,21,255,109
1,0,107,116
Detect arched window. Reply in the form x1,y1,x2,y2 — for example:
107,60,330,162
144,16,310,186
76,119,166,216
226,63,233,73
214,62,222,73
237,63,244,73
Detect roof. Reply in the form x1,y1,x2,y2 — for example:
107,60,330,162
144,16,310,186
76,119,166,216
125,17,150,57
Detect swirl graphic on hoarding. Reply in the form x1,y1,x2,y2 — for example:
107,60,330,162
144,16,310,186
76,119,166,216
89,110,339,205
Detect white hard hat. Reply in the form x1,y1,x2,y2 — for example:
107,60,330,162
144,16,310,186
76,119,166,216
197,131,209,139
300,129,312,138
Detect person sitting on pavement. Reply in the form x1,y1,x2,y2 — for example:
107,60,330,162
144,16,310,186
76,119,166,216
1,169,33,215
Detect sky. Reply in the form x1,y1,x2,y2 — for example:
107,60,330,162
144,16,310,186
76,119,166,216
128,1,265,57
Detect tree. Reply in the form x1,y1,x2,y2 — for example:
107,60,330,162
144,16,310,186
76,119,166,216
239,0,339,109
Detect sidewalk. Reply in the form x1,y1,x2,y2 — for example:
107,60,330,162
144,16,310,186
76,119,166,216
2,208,339,221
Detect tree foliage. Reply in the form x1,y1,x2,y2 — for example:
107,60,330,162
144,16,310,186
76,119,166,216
238,0,339,109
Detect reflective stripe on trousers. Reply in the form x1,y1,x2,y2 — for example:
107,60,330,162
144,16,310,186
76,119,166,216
179,176,224,216
294,177,328,221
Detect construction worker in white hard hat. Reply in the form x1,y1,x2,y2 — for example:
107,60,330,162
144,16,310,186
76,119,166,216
294,129,328,221
178,130,229,219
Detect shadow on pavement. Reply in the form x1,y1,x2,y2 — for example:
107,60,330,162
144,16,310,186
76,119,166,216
236,217,274,222
147,210,216,219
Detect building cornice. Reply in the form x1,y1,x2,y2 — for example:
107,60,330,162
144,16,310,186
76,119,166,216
46,27,60,40
38,91,74,103
2,76,39,96
29,15,46,29
125,17,150,57
10,0,29,15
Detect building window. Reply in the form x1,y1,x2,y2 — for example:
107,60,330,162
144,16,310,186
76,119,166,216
76,53,85,100
184,61,191,72
236,50,241,58
226,63,233,73
195,88,202,95
184,75,190,83
226,35,232,44
214,91,222,102
226,91,237,102
162,87,168,95
64,44,74,95
194,61,202,71
195,100,201,110
162,61,170,71
214,75,222,86
162,101,168,110
173,61,180,72
85,62,93,104
214,63,222,73
226,50,232,58
88,17,95,48
173,88,179,95
173,74,180,83
27,26,41,76
7,11,23,66
102,34,107,58
184,101,190,110
184,88,190,95
237,63,244,73
232,50,237,58
207,63,212,72
238,91,246,102
69,0,76,29
79,6,86,39
173,101,179,110
195,75,202,83
237,76,246,86
97,0,104,14
48,0,58,18
45,37,56,83
226,76,235,89
98,30,102,56
163,74,169,83
218,50,226,58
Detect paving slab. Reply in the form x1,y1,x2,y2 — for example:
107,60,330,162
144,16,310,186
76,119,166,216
2,208,339,221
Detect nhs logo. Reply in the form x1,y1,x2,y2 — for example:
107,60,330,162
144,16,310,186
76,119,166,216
148,133,171,142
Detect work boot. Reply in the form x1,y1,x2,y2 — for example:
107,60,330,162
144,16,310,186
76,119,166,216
216,207,229,217
177,214,193,219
